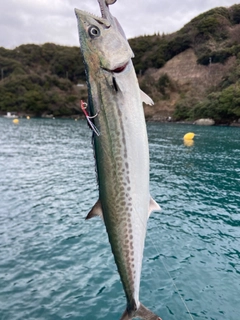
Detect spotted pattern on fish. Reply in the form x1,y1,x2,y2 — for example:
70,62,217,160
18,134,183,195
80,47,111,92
91,79,147,305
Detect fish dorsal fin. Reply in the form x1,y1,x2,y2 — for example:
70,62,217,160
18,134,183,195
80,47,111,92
85,199,103,220
140,89,154,106
148,196,161,218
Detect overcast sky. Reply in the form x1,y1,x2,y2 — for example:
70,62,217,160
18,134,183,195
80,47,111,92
0,0,238,49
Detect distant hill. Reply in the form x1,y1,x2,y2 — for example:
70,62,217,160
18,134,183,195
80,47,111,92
0,4,240,123
129,4,240,123
0,43,87,118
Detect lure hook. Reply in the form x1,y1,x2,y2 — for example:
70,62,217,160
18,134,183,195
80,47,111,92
80,100,100,136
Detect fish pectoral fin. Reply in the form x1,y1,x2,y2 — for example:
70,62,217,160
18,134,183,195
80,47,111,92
140,89,154,106
120,303,162,320
148,196,161,218
85,199,103,220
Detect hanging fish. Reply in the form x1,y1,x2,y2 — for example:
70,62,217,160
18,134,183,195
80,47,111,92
75,1,161,319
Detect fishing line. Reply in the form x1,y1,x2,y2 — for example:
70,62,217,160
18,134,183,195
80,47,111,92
133,203,195,320
147,220,195,320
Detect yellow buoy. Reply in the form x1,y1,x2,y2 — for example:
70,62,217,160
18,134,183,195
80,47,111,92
183,132,195,140
13,119,19,124
184,139,194,147
27,116,30,119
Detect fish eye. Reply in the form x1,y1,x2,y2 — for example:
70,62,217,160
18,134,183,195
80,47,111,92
88,26,100,38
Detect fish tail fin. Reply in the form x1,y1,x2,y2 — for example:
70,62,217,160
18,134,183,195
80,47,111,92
120,303,162,320
120,309,130,320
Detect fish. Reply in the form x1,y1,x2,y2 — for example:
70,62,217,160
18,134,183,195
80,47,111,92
75,1,162,319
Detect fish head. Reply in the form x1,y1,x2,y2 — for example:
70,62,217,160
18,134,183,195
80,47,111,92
75,9,133,74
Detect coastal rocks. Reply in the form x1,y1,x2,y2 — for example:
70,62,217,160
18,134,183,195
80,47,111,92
194,118,215,126
230,119,240,127
42,114,54,118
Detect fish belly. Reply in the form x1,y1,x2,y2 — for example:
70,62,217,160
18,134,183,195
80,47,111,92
94,68,149,306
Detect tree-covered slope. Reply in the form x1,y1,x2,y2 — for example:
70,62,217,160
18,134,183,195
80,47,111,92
0,4,240,122
0,43,86,117
129,4,240,123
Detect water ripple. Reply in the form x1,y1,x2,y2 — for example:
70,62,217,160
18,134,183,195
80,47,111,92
0,119,239,319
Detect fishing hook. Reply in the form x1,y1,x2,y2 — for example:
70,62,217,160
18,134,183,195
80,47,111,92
80,100,100,136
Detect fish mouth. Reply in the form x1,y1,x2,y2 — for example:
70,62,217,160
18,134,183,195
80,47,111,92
104,61,129,73
112,62,128,73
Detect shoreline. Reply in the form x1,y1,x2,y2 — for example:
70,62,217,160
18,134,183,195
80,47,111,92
1,115,240,127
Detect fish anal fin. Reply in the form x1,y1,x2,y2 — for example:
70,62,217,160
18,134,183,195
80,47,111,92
148,196,161,218
120,303,162,320
140,89,154,106
85,199,103,220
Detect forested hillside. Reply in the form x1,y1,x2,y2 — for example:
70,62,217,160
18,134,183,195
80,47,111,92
1,4,240,122
0,44,87,117
129,4,240,123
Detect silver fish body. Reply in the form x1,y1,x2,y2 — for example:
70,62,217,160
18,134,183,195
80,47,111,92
75,3,161,319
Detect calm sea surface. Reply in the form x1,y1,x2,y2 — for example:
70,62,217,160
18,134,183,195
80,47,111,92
0,118,239,320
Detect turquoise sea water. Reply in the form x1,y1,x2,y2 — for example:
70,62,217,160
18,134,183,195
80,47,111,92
0,118,239,320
